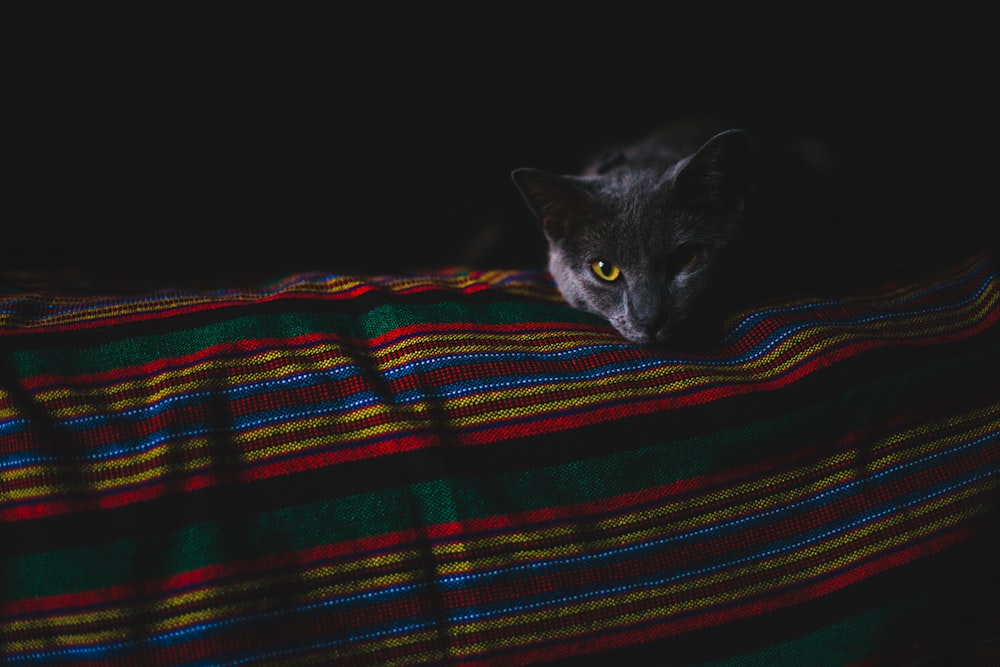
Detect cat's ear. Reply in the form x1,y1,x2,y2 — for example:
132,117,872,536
668,129,749,212
511,168,598,241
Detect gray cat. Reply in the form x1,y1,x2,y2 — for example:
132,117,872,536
511,125,850,346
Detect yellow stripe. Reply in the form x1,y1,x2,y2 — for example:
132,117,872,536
0,271,562,330
0,258,990,333
13,281,996,426
445,492,995,657
11,488,989,652
27,330,598,418
6,379,997,512
3,549,434,644
5,457,993,656
432,411,998,578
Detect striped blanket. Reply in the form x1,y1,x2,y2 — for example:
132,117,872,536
1,255,998,666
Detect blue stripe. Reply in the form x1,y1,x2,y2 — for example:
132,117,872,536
2,276,994,468
8,436,994,664
435,429,1000,591
441,463,997,627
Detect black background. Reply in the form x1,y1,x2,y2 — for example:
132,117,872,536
7,4,997,286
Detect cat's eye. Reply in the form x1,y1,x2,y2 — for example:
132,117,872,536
681,248,702,269
591,260,621,282
671,246,704,274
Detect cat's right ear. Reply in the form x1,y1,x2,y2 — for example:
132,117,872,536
668,129,749,214
511,168,596,241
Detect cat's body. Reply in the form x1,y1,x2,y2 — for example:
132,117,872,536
511,124,857,346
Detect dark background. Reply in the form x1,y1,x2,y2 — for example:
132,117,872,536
7,4,997,287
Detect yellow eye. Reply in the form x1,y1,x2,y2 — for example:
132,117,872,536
590,260,621,282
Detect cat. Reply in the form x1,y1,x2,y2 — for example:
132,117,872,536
511,124,857,347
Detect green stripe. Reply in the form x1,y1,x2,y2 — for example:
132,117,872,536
4,344,994,600
3,489,421,600
8,300,599,376
702,593,931,666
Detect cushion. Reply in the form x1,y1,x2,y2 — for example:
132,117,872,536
1,255,998,665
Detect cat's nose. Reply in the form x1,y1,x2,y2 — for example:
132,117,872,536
639,315,668,337
630,300,667,335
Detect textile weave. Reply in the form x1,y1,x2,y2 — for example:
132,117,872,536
1,257,998,665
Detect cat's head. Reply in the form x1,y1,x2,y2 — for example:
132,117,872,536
512,129,749,346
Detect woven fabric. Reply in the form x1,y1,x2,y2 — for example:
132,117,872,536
1,257,998,665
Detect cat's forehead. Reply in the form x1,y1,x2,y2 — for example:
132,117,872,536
577,205,676,263
591,172,678,237
593,166,665,200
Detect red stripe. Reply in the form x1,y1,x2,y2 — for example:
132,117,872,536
0,279,558,337
4,327,992,522
0,257,991,341
0,431,436,522
19,320,599,391
438,467,992,613
468,525,980,666
7,408,986,613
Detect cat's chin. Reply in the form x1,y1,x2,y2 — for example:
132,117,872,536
622,332,655,345
631,331,677,347
613,320,715,349
610,320,666,346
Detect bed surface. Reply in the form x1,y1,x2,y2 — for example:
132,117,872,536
1,255,998,665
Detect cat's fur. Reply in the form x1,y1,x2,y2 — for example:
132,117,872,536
511,125,855,346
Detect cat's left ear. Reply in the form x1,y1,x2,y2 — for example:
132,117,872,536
511,168,599,241
668,129,749,213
